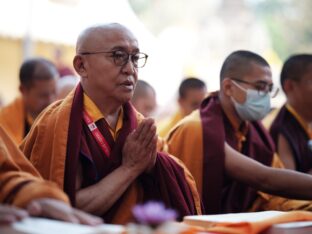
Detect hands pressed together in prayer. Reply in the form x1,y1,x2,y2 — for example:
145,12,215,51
122,118,158,173
0,199,102,225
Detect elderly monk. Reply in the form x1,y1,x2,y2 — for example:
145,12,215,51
0,126,102,225
165,50,312,214
270,54,312,174
20,23,201,224
0,58,58,144
158,77,207,138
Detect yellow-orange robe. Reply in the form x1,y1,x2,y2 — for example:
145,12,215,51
20,84,201,224
165,94,312,214
0,126,69,208
158,109,184,138
0,97,26,144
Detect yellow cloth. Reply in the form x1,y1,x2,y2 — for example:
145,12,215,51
0,97,25,144
186,211,312,234
164,109,312,212
158,109,184,138
0,126,69,208
83,93,123,140
20,89,202,224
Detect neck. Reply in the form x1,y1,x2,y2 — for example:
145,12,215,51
219,92,244,127
84,87,122,127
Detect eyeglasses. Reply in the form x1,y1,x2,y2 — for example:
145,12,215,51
80,50,148,68
231,77,279,98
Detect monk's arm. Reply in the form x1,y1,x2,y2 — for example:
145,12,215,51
224,143,312,200
277,134,296,170
76,118,157,215
76,165,143,215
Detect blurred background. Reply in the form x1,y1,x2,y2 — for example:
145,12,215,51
0,0,311,114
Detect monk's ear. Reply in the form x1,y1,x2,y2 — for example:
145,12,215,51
283,79,294,94
19,84,28,95
73,55,87,78
221,78,233,97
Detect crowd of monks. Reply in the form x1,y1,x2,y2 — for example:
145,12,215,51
0,23,312,228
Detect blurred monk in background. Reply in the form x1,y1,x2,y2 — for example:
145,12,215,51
158,77,207,138
0,58,58,144
270,54,312,174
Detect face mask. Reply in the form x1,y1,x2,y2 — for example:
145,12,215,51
231,81,271,121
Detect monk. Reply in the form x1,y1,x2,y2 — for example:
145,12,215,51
131,80,156,117
20,23,201,224
165,50,312,214
270,54,312,173
158,77,207,138
0,58,58,144
0,126,102,225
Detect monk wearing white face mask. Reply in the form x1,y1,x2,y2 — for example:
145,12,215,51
165,50,312,214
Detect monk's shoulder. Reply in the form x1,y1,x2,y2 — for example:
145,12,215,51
167,110,202,139
34,97,73,127
175,110,202,131
0,98,23,119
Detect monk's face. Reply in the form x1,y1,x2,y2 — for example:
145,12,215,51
179,88,207,116
132,88,157,117
290,65,312,119
229,63,272,104
78,27,140,104
21,78,57,118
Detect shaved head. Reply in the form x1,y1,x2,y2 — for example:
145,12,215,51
76,23,138,54
220,50,270,82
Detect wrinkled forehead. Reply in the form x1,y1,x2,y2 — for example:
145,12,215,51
77,25,139,53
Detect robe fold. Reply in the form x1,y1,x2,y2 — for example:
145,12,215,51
21,84,201,224
0,127,69,208
270,105,312,173
166,93,312,214
0,97,26,144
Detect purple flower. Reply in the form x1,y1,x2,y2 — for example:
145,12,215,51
132,201,178,226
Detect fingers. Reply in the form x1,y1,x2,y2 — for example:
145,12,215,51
27,199,102,226
27,199,79,224
71,208,103,226
0,205,28,225
137,119,156,145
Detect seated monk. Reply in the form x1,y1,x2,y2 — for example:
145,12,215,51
0,58,59,144
165,50,312,214
270,54,312,174
0,126,102,225
20,23,201,224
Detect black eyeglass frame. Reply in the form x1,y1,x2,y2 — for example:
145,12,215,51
230,77,279,98
79,50,149,68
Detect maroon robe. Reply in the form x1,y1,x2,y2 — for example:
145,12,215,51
200,93,275,214
270,105,312,173
64,84,198,222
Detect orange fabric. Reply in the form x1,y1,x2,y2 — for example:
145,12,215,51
165,110,312,213
190,211,312,234
0,126,69,208
20,89,201,223
164,110,204,195
158,109,185,138
0,97,25,144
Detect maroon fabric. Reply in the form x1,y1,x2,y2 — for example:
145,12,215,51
200,93,275,214
65,84,198,222
270,105,312,173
